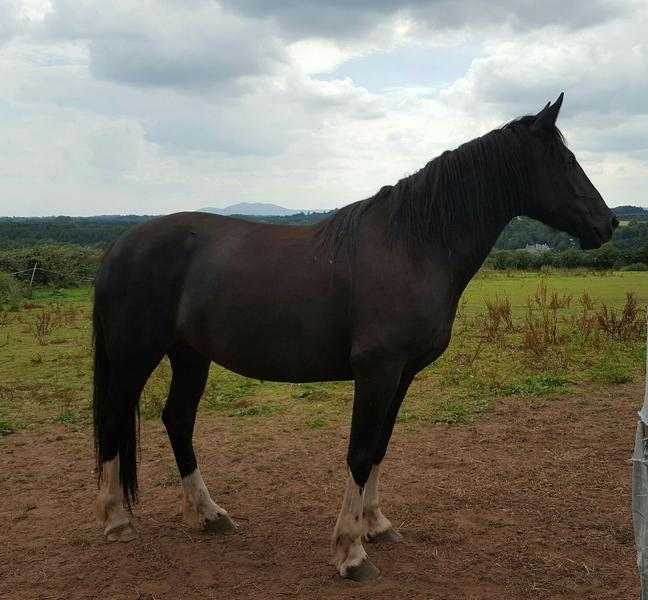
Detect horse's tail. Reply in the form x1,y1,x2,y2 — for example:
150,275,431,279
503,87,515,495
92,289,139,507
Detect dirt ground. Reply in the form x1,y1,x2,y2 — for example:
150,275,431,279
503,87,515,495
0,384,641,600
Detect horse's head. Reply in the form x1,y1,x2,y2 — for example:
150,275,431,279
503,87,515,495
523,93,618,249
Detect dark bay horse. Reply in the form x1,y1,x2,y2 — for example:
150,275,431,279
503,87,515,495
93,94,617,580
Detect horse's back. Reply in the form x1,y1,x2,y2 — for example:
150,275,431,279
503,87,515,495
95,212,354,381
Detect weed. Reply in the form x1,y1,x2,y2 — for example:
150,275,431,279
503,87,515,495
0,417,18,436
396,410,420,424
595,293,644,341
435,401,473,425
521,281,573,356
228,403,283,417
56,409,82,425
503,374,572,397
32,309,57,345
481,295,513,340
292,383,330,401
305,417,327,429
590,360,633,385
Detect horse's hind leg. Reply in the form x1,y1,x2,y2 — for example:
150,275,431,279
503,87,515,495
96,356,161,542
162,345,236,534
97,455,136,542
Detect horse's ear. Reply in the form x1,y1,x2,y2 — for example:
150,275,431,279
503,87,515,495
533,92,564,131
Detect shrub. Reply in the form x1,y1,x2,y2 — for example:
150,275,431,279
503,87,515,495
32,309,58,345
595,293,644,341
481,295,513,340
0,245,102,287
521,280,573,355
620,262,648,271
0,272,22,306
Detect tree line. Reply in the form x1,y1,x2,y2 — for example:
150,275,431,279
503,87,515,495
1,210,647,285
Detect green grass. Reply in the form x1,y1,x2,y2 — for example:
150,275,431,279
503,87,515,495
435,401,474,425
0,416,19,436
0,271,645,435
590,357,634,385
31,286,92,303
502,374,573,397
464,271,648,316
55,409,83,425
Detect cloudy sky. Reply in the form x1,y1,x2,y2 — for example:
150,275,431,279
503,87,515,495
1,0,646,216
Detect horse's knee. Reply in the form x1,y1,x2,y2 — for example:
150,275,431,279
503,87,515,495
347,453,373,489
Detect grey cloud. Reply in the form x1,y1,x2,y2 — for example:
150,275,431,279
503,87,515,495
39,0,633,97
222,0,630,39
89,32,281,90
570,117,648,153
411,0,630,31
43,1,287,91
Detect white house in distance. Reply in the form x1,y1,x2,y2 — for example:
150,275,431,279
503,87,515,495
523,243,552,254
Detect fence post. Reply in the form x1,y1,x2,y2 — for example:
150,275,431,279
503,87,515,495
29,262,37,289
633,313,648,599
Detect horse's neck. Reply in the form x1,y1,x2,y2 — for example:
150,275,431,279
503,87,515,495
443,147,527,289
446,214,512,291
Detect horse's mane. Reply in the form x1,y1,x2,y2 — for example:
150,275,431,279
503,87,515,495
315,116,567,259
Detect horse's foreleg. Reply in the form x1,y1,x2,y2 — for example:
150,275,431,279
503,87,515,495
362,464,401,543
164,347,236,534
181,468,235,533
333,470,372,579
332,360,403,581
363,372,413,543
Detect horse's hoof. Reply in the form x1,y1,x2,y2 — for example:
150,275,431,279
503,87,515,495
203,512,237,535
105,522,137,543
366,527,402,544
344,559,380,582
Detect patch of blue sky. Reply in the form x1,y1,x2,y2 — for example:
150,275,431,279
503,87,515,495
321,41,481,93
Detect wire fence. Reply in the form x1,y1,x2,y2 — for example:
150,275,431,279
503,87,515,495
7,264,95,285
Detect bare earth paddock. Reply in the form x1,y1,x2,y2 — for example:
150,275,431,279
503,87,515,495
0,382,639,600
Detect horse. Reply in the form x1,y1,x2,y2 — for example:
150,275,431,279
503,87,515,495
92,93,617,581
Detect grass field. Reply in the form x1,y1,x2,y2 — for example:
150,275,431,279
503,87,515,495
0,270,646,436
466,270,648,314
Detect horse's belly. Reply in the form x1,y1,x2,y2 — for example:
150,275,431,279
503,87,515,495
181,305,353,382
208,337,353,383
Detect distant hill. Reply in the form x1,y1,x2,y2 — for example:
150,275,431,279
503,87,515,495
198,203,302,217
613,205,648,221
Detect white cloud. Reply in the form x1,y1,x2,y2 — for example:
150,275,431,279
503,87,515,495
441,7,648,119
0,0,19,44
0,0,646,216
